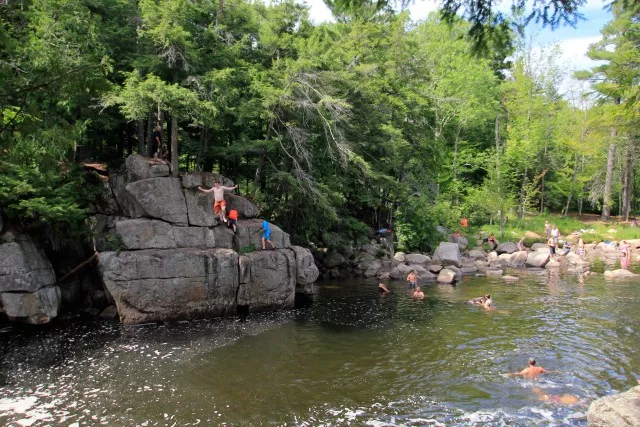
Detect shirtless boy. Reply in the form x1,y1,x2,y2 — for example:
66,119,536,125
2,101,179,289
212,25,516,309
198,181,238,223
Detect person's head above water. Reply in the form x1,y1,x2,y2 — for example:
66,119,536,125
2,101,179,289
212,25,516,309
529,358,536,366
485,294,491,299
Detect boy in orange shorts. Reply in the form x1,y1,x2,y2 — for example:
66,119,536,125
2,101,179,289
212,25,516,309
198,180,238,223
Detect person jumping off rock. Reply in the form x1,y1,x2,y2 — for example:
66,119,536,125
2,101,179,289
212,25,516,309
198,180,238,223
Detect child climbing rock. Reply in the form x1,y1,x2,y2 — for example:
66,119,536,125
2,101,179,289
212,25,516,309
197,180,238,223
261,220,275,250
227,209,238,233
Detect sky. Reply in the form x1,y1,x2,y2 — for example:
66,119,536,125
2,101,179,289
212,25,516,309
301,0,612,95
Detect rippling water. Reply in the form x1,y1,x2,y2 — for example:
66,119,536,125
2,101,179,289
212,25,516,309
2,265,640,426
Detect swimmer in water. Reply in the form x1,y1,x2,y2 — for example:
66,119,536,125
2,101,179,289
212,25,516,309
504,358,554,378
531,387,580,405
412,286,424,300
467,294,492,309
378,282,390,293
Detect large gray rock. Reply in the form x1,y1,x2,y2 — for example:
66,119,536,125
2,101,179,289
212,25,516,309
126,178,188,225
468,249,486,260
97,248,239,324
114,219,217,249
437,269,457,284
405,253,431,266
496,242,518,255
323,251,346,269
235,219,290,251
393,252,406,263
363,260,382,277
417,270,437,283
531,243,547,251
509,251,528,267
432,242,462,268
0,286,61,324
389,264,413,280
237,249,296,312
291,246,319,285
184,189,218,227
525,251,550,268
224,194,259,218
109,173,145,218
0,231,56,293
449,234,469,250
125,154,170,182
604,269,638,279
588,386,640,427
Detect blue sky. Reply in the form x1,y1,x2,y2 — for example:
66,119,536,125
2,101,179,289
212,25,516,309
302,0,612,93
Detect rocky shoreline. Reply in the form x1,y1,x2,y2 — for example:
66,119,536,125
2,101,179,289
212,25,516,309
0,155,319,325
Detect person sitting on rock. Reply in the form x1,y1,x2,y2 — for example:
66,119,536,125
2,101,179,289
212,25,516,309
197,180,238,223
504,358,553,378
378,282,390,293
412,286,424,299
487,234,498,250
406,270,417,287
261,219,275,250
561,241,571,256
226,209,238,233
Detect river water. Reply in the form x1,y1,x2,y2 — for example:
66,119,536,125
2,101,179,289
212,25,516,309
2,264,640,426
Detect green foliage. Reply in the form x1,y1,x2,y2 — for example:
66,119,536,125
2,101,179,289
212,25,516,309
239,244,256,254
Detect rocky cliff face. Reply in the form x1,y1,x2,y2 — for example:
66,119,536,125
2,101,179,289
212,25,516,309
91,155,318,324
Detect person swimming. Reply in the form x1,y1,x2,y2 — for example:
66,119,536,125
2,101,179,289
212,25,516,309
504,358,554,378
412,286,424,300
378,282,390,293
531,387,580,405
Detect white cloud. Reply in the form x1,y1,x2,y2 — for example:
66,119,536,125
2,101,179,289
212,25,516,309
303,0,335,24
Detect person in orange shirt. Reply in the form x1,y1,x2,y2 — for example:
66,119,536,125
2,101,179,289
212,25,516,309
227,209,238,233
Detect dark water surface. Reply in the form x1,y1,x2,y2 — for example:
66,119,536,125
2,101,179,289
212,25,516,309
2,267,640,426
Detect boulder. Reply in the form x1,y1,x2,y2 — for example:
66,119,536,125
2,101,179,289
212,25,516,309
405,253,431,266
489,258,508,268
416,270,437,283
468,249,486,260
502,275,519,282
393,252,406,263
496,242,518,255
109,173,145,218
125,177,188,225
224,194,259,218
587,386,640,427
545,259,560,269
461,257,476,267
99,305,118,319
363,260,382,278
526,251,550,268
524,231,541,239
237,249,296,312
509,251,528,267
565,252,582,264
444,265,463,282
238,255,251,284
428,264,443,274
213,226,234,249
184,189,218,227
531,243,547,251
436,268,457,284
0,231,57,293
125,154,170,182
235,219,290,251
485,269,503,277
432,242,462,268
487,251,498,260
97,248,239,324
449,234,469,250
474,260,489,268
1,286,61,324
114,219,217,250
389,264,413,280
323,251,346,269
604,269,638,279
291,246,319,285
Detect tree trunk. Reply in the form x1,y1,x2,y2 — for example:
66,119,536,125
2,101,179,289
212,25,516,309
166,115,173,164
622,140,633,221
126,125,133,155
117,127,125,159
602,142,616,220
146,112,154,157
215,0,224,28
562,153,579,218
170,114,178,177
517,168,528,220
137,119,145,155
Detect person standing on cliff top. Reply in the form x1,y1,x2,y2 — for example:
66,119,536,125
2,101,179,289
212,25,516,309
261,219,275,250
197,180,237,223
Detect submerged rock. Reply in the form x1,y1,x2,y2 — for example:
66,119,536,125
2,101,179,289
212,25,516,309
525,251,550,268
604,269,638,279
496,242,517,255
0,286,61,324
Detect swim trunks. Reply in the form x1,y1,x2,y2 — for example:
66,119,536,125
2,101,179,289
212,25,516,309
214,199,226,214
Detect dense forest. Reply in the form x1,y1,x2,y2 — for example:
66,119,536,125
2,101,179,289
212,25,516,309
1,0,639,252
